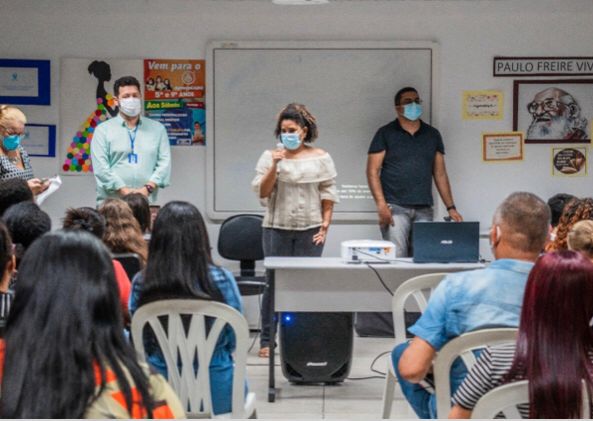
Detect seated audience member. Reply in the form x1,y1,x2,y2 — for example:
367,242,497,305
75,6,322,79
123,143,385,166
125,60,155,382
567,219,593,261
0,230,185,418
393,192,550,419
62,206,132,323
0,178,33,216
546,193,576,244
449,251,593,418
122,193,151,239
129,201,245,416
548,193,576,228
99,198,147,265
2,201,51,268
547,197,593,251
0,222,14,328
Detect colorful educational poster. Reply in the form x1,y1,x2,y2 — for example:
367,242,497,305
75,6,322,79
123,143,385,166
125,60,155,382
145,100,206,146
482,132,523,162
60,58,143,174
462,90,504,120
552,147,587,176
143,59,205,146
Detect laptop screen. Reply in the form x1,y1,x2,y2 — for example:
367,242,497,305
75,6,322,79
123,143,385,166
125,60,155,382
412,221,480,263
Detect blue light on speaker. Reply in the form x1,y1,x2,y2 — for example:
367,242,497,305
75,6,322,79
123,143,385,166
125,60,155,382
282,313,294,324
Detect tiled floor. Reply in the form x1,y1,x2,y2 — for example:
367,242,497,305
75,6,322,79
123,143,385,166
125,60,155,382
245,335,417,419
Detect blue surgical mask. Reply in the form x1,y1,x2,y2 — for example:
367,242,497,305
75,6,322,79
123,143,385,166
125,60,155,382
2,134,21,151
280,133,301,150
403,103,423,121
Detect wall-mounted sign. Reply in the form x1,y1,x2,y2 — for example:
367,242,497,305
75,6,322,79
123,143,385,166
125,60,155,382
0,59,51,105
482,132,523,162
494,57,593,77
462,90,503,120
552,147,587,177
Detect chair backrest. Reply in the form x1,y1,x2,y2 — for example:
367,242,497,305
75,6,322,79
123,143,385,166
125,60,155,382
471,379,591,419
392,273,448,346
434,328,518,418
130,299,249,418
112,252,143,280
217,214,264,277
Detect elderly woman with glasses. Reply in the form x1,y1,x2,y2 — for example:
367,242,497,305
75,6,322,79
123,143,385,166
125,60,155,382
0,105,49,195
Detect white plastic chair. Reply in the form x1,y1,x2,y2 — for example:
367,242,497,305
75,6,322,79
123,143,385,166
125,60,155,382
381,273,448,418
471,379,590,418
131,299,256,419
433,328,518,418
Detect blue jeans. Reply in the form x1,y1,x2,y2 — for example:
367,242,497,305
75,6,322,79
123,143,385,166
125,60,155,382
260,227,324,347
381,204,433,257
392,341,469,419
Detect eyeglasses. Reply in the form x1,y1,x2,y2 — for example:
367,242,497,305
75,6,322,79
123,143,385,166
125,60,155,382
399,98,423,106
0,125,22,136
527,99,566,114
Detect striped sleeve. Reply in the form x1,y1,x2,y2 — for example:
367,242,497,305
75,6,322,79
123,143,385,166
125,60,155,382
452,344,516,410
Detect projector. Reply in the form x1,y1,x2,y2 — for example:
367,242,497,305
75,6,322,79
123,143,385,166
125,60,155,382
341,240,396,263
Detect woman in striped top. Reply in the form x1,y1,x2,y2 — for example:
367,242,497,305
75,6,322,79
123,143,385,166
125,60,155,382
449,251,593,418
252,103,339,357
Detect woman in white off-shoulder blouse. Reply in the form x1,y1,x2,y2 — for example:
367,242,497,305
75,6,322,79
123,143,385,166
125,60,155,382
252,103,339,357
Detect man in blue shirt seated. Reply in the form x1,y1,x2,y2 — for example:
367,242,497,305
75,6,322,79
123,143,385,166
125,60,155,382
393,191,551,419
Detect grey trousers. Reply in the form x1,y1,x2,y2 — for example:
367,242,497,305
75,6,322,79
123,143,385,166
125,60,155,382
380,204,433,258
260,227,324,347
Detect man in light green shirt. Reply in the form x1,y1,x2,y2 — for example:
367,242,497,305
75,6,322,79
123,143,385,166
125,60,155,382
91,76,171,205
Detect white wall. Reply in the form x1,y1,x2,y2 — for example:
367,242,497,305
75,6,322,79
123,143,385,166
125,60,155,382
2,0,593,264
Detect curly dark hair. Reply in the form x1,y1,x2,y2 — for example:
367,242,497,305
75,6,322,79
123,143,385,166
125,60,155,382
549,197,593,251
273,103,318,143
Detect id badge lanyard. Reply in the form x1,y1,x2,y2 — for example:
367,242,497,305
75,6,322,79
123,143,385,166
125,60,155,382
128,126,139,164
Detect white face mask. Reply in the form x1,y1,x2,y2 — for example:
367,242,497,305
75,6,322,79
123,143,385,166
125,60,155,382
119,97,142,117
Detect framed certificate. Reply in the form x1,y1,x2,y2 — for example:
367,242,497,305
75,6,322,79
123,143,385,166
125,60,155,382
22,124,56,157
0,59,51,105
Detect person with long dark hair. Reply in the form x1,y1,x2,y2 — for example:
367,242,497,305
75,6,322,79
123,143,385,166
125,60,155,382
129,201,244,416
0,230,185,418
63,206,132,324
0,221,14,328
449,250,593,418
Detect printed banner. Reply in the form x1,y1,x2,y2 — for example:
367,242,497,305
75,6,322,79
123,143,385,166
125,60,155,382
144,59,206,146
494,57,593,77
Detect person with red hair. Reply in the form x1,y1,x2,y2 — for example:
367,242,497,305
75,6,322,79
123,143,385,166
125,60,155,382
450,250,593,418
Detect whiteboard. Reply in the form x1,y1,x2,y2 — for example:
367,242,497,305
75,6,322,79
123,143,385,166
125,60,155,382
206,41,439,221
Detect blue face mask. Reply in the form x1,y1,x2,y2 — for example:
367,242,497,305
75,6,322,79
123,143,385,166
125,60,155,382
403,103,423,121
2,134,22,151
280,133,301,150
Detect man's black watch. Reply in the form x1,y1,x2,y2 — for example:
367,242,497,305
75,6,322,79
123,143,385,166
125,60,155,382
144,184,155,194
446,204,456,211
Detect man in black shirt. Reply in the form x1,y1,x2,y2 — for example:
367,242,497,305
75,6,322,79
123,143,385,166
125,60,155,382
367,87,462,257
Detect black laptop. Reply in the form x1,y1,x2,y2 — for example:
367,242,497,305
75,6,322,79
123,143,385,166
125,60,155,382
412,221,480,263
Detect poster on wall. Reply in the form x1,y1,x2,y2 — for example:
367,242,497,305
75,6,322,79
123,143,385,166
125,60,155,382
462,90,503,120
143,59,206,146
513,79,593,144
0,59,50,105
482,132,523,162
60,58,143,175
23,124,56,157
552,147,587,177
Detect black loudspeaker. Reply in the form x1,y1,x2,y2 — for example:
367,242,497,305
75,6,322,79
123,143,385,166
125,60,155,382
279,312,353,384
